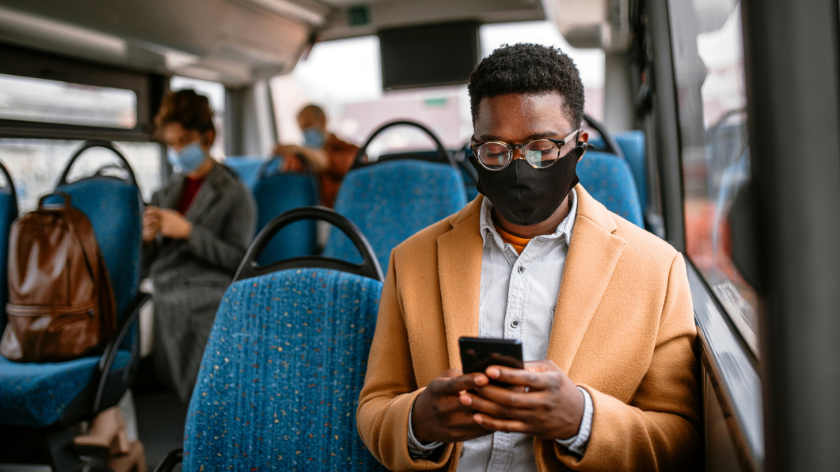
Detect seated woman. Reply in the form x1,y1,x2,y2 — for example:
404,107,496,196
143,89,256,402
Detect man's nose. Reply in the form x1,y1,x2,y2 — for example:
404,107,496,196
512,147,526,162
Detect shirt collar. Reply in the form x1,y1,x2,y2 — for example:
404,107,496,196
479,187,578,250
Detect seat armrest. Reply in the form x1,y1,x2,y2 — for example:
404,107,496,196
92,292,152,413
153,448,183,472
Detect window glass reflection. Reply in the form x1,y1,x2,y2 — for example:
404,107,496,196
670,0,758,352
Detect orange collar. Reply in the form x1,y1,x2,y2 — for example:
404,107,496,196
493,223,531,254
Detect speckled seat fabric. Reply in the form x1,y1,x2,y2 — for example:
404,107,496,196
0,352,130,427
578,151,644,227
323,160,468,272
252,173,319,266
0,176,142,428
183,268,384,471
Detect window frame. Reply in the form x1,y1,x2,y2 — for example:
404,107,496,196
0,44,163,142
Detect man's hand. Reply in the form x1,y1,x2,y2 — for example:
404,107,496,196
142,207,161,243
411,369,493,444
150,207,193,240
459,360,585,440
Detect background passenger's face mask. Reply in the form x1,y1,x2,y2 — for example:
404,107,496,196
302,128,326,148
470,145,584,226
167,141,207,173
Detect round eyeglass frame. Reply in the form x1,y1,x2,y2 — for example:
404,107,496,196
470,129,583,171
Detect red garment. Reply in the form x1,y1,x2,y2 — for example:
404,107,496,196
176,176,205,214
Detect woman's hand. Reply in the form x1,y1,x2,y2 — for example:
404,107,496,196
148,207,193,240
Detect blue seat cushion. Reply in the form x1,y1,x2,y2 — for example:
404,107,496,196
614,131,648,208
184,268,383,471
578,152,644,227
252,173,319,266
0,350,131,428
0,189,17,333
55,177,142,319
323,160,467,272
224,157,267,189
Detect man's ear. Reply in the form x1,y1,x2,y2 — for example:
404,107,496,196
576,130,590,162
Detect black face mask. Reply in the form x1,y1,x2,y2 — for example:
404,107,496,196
470,145,584,226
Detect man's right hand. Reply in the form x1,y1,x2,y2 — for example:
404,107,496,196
411,369,492,444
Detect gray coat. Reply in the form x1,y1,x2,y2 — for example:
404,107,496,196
144,163,256,402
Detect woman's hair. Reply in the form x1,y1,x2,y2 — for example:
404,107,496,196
468,43,585,127
154,89,216,136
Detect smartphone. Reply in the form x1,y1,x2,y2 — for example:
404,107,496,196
459,337,524,387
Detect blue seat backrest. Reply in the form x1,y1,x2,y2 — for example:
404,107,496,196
614,131,648,208
578,151,644,227
225,156,266,189
252,173,319,266
54,177,143,320
588,132,648,208
323,160,467,272
0,186,18,333
184,268,384,471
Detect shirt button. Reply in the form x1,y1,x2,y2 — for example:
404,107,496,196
517,266,525,274
511,320,519,328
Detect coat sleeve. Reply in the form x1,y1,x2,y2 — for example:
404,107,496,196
552,253,702,471
356,251,455,471
185,184,256,273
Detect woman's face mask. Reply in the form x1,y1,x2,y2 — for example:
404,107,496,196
167,141,207,173
302,128,326,149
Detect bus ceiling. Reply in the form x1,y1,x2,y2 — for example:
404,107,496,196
0,0,642,87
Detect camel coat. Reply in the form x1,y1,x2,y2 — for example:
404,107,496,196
356,185,701,471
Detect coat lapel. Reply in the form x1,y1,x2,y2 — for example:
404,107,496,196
547,185,627,373
437,197,484,369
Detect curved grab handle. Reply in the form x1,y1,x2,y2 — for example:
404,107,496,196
234,206,384,283
350,119,455,171
583,113,624,159
57,140,138,187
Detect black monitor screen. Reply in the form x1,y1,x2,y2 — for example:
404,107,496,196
378,21,480,91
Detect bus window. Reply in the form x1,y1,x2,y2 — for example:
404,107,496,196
0,139,162,209
270,22,605,151
0,73,137,129
671,0,757,352
170,76,226,158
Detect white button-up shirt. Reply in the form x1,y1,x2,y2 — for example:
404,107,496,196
408,189,594,470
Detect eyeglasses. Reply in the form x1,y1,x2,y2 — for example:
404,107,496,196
470,130,582,171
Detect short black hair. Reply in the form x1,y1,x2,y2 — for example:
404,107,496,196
468,43,585,127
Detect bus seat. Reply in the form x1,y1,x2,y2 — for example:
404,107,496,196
588,131,648,208
614,131,648,208
578,151,644,227
156,207,384,471
251,163,319,266
224,156,266,188
0,142,148,450
323,159,467,272
0,162,18,335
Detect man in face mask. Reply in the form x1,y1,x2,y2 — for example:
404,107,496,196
272,104,359,208
357,44,701,471
143,89,256,402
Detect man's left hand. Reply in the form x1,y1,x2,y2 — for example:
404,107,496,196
154,208,193,240
459,360,585,440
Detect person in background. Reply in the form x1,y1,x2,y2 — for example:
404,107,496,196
143,89,256,403
273,104,359,208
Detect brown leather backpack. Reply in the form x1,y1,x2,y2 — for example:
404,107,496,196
0,193,116,362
